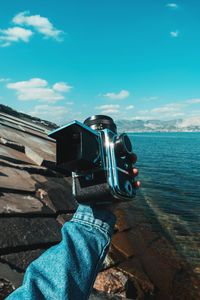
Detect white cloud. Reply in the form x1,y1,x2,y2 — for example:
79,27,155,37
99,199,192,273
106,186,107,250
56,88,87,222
0,78,10,82
0,27,33,47
7,78,72,103
95,104,120,110
53,82,72,92
66,102,74,105
166,3,178,8
95,104,120,115
13,11,64,41
139,103,186,119
104,90,130,100
170,30,179,37
126,105,134,110
186,98,200,104
143,96,158,101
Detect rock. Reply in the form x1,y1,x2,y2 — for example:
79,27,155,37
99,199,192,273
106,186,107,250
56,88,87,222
0,248,47,272
35,177,77,213
0,279,14,300
111,231,137,259
118,258,154,295
114,206,131,232
94,268,129,297
0,167,36,192
0,217,62,250
89,289,133,300
0,262,24,288
0,193,53,214
0,137,25,153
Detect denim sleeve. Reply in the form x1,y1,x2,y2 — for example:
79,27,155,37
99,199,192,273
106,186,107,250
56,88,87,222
6,205,116,300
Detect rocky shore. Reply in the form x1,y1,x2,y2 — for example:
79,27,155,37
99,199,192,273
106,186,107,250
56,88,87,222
0,104,199,299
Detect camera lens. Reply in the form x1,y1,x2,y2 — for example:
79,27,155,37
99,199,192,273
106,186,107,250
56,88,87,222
84,115,117,133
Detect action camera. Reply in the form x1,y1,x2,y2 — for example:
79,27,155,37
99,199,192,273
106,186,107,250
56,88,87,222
48,115,136,205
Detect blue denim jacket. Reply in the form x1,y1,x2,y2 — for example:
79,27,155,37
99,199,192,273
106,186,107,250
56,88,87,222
6,205,116,300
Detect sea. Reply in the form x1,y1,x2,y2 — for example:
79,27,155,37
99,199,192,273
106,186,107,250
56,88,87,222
128,132,200,279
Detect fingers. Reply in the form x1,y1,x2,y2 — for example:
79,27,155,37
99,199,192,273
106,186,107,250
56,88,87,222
130,153,137,164
132,167,138,176
135,181,141,190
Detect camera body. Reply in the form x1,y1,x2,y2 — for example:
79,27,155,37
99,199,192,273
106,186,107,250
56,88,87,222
48,115,136,205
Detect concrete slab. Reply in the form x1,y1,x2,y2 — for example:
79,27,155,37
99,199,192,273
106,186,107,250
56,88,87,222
0,217,62,250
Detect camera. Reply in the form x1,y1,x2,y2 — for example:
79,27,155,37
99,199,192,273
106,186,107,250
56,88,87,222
48,115,136,205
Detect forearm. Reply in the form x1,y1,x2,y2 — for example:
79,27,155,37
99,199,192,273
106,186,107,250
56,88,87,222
6,205,116,300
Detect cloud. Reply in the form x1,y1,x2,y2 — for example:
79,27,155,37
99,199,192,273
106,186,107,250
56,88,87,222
7,78,72,103
53,82,72,92
170,30,179,37
139,103,186,119
0,78,10,82
126,105,134,110
104,90,130,100
13,11,64,41
95,104,120,114
143,96,158,101
186,98,200,104
0,27,33,47
166,3,178,8
66,102,74,105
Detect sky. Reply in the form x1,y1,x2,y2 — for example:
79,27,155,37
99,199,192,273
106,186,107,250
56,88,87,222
0,0,200,125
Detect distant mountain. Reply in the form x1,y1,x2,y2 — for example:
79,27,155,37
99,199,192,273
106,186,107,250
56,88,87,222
116,117,200,132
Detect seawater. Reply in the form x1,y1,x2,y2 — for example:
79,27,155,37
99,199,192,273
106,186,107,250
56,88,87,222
129,132,200,275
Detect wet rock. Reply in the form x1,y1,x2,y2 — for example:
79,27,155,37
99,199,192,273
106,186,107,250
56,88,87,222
118,258,154,295
94,268,129,297
0,167,36,192
114,206,131,232
111,231,137,259
0,217,62,250
0,193,53,214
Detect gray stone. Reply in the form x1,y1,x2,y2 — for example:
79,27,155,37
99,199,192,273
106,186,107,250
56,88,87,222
0,248,47,272
0,262,24,288
35,176,77,212
0,167,36,192
0,217,62,250
0,193,53,214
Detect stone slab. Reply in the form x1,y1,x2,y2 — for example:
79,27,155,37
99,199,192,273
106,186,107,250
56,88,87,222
0,217,62,250
114,206,131,232
0,124,55,163
111,232,137,259
0,167,36,192
0,193,53,214
0,143,34,165
35,176,77,212
0,262,24,289
118,258,154,294
0,248,46,272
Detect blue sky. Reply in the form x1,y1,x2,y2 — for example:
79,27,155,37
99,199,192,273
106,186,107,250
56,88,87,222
0,0,200,125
